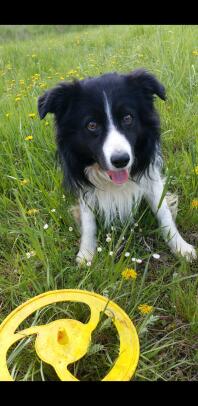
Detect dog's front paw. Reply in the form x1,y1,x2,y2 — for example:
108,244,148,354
76,249,94,267
171,238,197,262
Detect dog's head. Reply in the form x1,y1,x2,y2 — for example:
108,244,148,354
38,68,166,192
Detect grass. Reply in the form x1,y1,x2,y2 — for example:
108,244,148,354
0,24,197,381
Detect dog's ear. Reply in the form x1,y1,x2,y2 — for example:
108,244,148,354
127,68,166,101
38,82,77,119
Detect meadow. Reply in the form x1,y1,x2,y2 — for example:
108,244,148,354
0,24,197,381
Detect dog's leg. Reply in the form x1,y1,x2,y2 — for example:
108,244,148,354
143,171,196,261
76,200,97,265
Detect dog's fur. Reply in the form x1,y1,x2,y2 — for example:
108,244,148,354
38,68,196,264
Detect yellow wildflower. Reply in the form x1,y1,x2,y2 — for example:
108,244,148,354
32,54,37,58
121,268,137,280
138,304,153,315
45,121,49,126
25,135,33,141
20,179,29,186
28,113,36,119
5,113,10,118
193,166,198,175
39,83,47,88
192,50,198,56
191,199,198,208
27,208,39,215
60,76,65,80
15,97,21,102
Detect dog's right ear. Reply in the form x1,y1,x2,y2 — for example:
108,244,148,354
38,82,77,119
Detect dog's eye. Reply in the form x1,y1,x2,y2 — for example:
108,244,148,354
87,121,98,131
122,114,133,125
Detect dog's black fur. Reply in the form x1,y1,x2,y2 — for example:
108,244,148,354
38,68,166,193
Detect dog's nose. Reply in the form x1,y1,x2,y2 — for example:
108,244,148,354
110,152,130,168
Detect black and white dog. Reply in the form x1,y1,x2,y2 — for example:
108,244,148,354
38,68,196,264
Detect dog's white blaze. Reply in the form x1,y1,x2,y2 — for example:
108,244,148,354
102,92,133,169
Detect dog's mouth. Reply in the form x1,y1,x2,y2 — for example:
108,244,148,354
106,169,129,185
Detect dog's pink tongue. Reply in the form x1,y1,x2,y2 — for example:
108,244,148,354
107,169,129,184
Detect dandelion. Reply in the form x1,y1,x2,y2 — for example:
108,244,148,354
39,83,47,88
97,247,102,252
26,250,36,259
20,179,29,186
125,252,130,257
68,226,73,232
191,199,198,208
193,166,198,175
25,135,33,141
15,97,21,102
27,208,39,215
106,236,111,243
28,113,36,119
32,73,40,81
121,268,137,280
138,304,153,315
152,253,160,259
109,251,114,256
43,224,49,230
60,76,65,80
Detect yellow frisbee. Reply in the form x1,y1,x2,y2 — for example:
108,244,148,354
0,289,139,381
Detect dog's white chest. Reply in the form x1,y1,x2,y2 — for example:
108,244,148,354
84,166,142,225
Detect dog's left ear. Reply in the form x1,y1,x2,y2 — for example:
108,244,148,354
127,68,166,101
38,82,77,119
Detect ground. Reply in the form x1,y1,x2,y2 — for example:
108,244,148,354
0,25,197,381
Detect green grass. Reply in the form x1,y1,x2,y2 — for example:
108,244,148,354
0,24,197,381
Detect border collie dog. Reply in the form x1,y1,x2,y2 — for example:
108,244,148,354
38,68,196,264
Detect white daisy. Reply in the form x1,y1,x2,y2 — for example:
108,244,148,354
43,224,49,230
152,253,160,259
97,247,102,252
26,250,36,259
